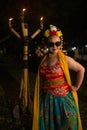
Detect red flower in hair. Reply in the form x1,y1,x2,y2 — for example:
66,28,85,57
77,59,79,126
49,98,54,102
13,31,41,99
44,24,63,38
50,30,57,36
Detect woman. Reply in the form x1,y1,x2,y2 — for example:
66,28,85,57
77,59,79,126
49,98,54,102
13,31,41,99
32,25,85,130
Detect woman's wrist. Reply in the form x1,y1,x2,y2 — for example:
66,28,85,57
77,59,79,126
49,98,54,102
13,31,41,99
70,85,79,91
75,86,80,91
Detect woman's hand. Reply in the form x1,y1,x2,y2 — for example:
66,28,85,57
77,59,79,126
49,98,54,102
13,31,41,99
69,85,79,92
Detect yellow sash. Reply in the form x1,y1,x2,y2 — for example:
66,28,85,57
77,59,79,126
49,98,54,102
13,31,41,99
32,50,82,130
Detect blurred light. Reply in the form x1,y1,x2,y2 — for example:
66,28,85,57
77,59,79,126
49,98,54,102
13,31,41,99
40,16,43,21
71,46,76,51
22,8,26,12
9,18,13,21
85,45,87,48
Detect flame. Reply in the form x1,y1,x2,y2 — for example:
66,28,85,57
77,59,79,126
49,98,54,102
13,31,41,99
40,16,43,21
9,18,13,22
22,8,26,12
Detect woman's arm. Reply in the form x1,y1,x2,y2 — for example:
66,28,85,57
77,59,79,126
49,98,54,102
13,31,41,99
66,56,85,91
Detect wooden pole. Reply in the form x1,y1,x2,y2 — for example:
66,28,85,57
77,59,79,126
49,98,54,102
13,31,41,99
19,9,32,114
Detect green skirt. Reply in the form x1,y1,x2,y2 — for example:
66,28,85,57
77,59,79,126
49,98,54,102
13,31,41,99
39,91,78,130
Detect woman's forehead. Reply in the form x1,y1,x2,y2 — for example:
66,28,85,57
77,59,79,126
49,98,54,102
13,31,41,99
48,36,60,42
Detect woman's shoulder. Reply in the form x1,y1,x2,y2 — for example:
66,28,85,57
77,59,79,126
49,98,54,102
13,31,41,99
66,55,75,62
66,55,85,71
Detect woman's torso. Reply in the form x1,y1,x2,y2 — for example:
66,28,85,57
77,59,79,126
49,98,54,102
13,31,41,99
40,60,70,96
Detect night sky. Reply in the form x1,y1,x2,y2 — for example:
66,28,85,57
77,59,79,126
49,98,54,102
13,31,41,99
0,0,87,44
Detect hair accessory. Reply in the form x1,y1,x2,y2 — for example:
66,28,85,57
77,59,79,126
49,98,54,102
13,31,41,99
44,24,63,38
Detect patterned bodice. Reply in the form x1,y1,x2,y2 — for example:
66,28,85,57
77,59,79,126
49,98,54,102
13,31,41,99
40,61,69,96
40,61,65,81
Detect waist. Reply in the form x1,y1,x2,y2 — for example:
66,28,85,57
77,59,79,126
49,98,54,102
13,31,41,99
43,78,66,87
41,83,69,96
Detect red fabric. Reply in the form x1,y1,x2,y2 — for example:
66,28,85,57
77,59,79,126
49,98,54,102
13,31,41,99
40,61,70,96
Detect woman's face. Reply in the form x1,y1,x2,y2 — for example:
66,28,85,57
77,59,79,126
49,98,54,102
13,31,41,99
47,36,61,54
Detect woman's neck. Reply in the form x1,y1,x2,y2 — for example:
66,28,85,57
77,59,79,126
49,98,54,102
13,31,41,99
48,53,57,59
45,53,58,67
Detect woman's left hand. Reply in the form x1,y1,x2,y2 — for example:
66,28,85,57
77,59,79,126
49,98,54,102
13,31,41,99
69,85,79,92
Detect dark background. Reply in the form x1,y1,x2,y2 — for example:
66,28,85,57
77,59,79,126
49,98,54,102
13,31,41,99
0,0,87,43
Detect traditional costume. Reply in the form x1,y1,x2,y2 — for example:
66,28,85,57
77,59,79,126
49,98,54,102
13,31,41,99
32,25,82,130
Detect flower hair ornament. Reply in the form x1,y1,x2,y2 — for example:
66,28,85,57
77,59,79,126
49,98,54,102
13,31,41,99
44,24,62,37
44,24,63,48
